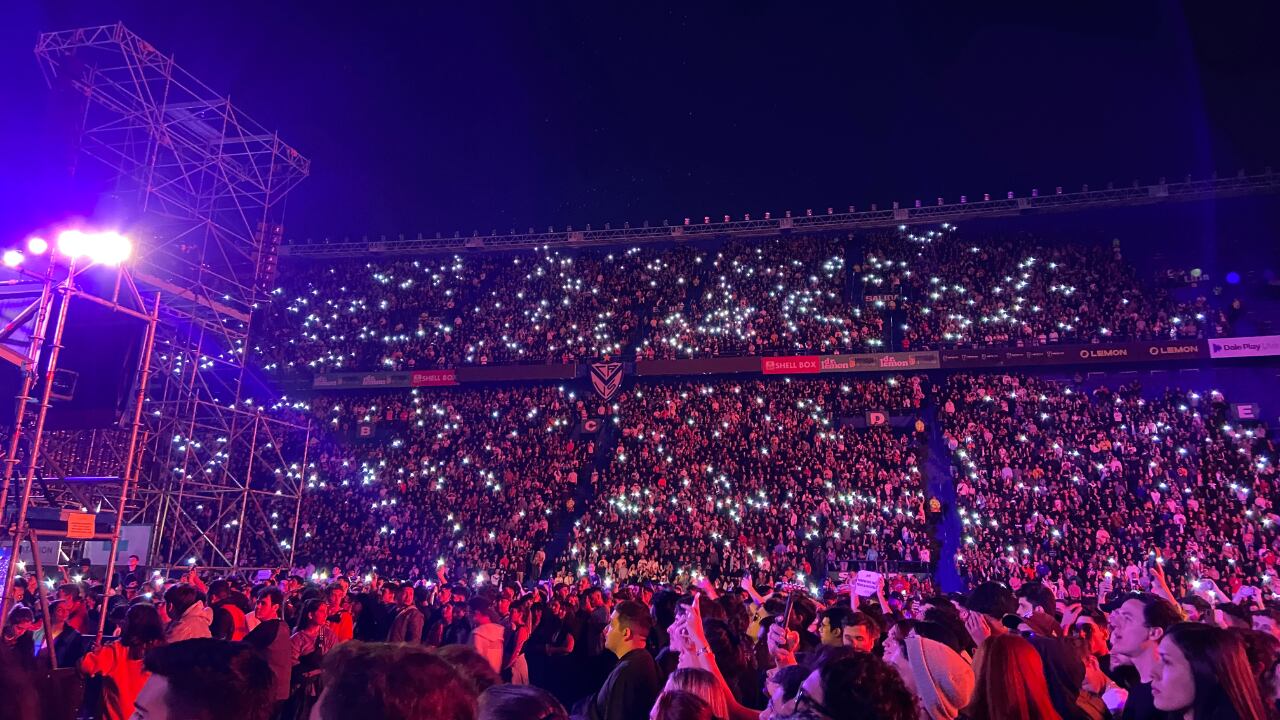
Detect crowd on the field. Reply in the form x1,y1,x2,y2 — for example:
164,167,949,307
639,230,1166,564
8,546,1280,720
253,230,1236,375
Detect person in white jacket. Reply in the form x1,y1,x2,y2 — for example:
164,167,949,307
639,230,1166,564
468,598,505,675
163,583,213,643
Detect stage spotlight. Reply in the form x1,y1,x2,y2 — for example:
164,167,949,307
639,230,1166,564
27,237,48,255
57,229,89,258
1226,271,1241,285
56,229,133,265
94,231,133,265
3,250,23,268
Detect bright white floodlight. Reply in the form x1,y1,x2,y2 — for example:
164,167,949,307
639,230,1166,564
26,237,48,255
2,251,23,268
56,229,133,265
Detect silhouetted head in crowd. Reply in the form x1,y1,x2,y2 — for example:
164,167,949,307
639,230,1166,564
965,582,1017,623
121,603,167,660
477,684,567,720
435,644,502,694
137,639,273,720
1015,582,1056,619
163,583,201,619
662,668,729,720
788,652,918,720
317,641,477,720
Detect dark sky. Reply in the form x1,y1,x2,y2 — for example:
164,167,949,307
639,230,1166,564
3,2,1279,243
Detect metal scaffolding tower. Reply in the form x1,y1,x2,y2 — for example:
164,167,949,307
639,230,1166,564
32,23,312,571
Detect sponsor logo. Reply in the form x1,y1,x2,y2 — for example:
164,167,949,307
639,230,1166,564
1080,348,1128,359
878,354,921,368
411,370,458,386
1209,335,1280,358
1151,344,1199,356
762,356,821,374
360,374,394,386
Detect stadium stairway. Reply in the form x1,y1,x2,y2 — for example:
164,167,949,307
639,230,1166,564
845,235,864,303
539,411,620,579
922,395,965,593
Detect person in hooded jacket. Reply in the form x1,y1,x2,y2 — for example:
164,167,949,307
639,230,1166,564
883,620,975,720
163,583,213,643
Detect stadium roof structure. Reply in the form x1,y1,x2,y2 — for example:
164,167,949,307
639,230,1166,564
281,171,1280,258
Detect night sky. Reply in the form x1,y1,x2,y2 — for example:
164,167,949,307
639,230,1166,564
3,2,1279,243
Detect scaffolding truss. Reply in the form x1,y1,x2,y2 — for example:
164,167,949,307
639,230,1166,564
32,23,311,571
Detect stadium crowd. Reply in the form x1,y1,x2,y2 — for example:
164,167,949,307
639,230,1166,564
859,230,1229,349
944,374,1280,602
297,385,591,581
561,376,932,588
254,229,1234,375
1,231,1270,720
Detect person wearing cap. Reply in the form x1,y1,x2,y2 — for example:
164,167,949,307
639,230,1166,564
961,581,1017,668
1107,592,1182,720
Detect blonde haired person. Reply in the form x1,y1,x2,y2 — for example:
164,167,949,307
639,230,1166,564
662,668,730,720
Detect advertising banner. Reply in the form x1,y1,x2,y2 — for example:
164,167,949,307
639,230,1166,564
819,351,940,373
313,371,417,390
454,363,577,382
313,365,570,389
86,524,154,565
940,340,1206,369
635,356,762,376
411,369,459,386
761,356,821,374
761,352,939,375
1209,335,1280,359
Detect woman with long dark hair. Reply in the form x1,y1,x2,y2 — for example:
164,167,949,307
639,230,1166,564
1152,623,1269,720
79,603,166,720
286,598,338,720
967,634,1062,720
